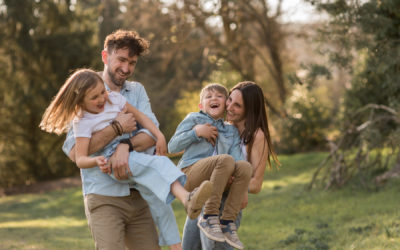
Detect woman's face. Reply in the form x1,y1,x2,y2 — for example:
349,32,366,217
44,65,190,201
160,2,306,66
226,89,245,125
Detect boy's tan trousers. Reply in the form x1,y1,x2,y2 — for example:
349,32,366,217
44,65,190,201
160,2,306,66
182,154,252,221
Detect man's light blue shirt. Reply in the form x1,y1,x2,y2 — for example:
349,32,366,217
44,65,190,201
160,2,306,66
168,111,244,170
63,80,159,196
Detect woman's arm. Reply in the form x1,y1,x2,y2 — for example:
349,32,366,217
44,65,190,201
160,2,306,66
75,137,107,169
248,130,269,194
125,103,167,155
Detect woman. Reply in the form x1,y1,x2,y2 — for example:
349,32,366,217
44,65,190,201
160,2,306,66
182,81,279,250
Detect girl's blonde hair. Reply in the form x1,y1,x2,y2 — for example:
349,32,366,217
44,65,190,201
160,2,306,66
40,69,103,135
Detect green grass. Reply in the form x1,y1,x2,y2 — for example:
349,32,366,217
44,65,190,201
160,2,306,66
1,152,400,249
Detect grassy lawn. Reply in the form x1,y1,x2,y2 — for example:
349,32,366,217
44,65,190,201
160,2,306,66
1,152,400,249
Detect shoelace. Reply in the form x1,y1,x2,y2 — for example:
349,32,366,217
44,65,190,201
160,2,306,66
208,218,222,232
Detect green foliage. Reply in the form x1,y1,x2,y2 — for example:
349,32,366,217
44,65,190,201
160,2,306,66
0,0,99,187
2,152,400,249
278,85,334,154
305,0,400,188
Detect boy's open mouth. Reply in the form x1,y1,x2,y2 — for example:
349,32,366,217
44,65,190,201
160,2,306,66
210,103,219,109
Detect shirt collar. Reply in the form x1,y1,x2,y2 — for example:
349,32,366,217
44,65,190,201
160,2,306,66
104,81,130,94
199,110,225,128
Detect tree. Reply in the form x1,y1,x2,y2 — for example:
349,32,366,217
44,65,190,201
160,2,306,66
306,0,400,189
178,0,288,116
119,0,218,138
0,0,98,187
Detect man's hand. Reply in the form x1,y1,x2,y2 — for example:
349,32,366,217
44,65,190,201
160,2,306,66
108,143,132,180
194,123,218,146
115,107,137,133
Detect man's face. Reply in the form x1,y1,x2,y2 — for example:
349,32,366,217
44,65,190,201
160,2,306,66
199,90,227,120
103,47,138,87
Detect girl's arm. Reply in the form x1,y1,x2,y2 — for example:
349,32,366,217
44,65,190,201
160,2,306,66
125,103,167,155
75,137,107,169
248,130,269,194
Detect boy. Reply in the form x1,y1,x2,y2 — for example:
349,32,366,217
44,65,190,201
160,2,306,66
168,83,252,250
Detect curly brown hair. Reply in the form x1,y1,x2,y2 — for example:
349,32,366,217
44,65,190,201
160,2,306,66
104,29,150,57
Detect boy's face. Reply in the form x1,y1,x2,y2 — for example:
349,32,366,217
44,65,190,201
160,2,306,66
199,90,227,119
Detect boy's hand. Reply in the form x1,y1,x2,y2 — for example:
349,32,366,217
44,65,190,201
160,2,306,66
155,135,167,156
194,124,218,146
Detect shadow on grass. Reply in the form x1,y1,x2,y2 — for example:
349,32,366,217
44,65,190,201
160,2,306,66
0,225,92,249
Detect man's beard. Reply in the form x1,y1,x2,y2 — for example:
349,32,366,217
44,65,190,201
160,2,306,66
107,68,126,87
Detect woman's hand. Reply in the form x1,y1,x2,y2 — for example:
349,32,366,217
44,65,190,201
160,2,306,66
194,123,218,146
241,192,248,209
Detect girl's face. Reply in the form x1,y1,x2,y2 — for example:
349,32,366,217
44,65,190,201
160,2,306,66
81,81,108,114
226,89,245,125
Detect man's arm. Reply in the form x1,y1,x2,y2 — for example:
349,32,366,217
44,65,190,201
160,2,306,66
66,111,137,162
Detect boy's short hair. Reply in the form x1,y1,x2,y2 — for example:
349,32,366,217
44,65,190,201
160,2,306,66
200,83,228,101
104,29,150,57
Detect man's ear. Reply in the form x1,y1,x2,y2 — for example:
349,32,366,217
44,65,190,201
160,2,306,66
101,50,108,65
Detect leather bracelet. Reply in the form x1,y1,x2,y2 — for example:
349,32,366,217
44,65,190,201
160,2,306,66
110,120,123,136
120,138,134,152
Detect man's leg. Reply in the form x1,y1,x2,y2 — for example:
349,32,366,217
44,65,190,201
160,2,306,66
124,189,160,250
84,194,129,250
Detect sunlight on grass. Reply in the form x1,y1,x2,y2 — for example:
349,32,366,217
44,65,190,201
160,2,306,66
1,152,400,249
0,217,86,228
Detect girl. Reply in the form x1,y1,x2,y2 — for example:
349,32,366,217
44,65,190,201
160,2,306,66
40,69,213,248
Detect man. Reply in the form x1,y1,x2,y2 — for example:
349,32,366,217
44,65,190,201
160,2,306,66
63,30,162,250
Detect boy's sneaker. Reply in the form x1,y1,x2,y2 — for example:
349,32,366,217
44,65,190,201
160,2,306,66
185,180,213,219
221,222,244,249
197,215,225,242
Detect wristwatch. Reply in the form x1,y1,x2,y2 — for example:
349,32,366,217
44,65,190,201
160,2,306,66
120,138,134,152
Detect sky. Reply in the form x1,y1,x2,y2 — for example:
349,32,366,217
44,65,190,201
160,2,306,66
271,0,321,23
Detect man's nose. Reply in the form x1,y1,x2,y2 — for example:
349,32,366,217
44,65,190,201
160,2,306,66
121,62,130,73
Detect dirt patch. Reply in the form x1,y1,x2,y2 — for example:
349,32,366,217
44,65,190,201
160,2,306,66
0,176,82,197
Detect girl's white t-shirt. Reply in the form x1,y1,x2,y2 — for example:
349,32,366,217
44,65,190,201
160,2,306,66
73,92,126,138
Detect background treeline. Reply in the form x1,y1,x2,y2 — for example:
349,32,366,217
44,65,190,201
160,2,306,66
0,0,398,189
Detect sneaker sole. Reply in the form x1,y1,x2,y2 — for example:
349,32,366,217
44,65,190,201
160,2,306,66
224,236,244,250
197,219,226,242
187,181,213,219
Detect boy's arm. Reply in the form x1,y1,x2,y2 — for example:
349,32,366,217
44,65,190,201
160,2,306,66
168,115,202,153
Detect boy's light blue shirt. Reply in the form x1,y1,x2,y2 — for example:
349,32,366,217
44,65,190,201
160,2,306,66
62,80,159,196
168,111,244,170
